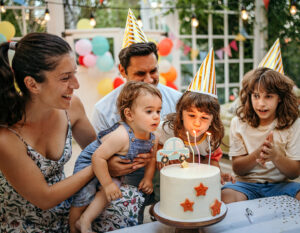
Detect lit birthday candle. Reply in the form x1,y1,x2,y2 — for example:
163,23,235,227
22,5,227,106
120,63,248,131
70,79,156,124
206,131,212,165
186,131,195,163
193,130,201,164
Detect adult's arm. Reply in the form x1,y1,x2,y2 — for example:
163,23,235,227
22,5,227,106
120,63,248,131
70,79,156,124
69,95,97,149
0,130,94,210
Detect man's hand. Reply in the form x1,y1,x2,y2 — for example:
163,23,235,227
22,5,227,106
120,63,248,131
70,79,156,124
108,150,153,177
138,178,153,194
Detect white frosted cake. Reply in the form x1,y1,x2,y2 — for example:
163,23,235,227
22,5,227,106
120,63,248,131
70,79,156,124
160,163,221,220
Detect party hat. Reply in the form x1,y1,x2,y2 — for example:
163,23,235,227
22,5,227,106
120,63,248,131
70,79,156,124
187,48,217,98
258,39,284,74
122,9,148,48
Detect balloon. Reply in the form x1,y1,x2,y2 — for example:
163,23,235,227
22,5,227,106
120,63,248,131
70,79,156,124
0,33,7,44
158,59,171,73
159,75,167,85
166,81,178,90
160,66,177,82
158,38,173,56
77,18,93,29
75,39,92,56
0,21,16,41
97,78,113,96
78,56,86,67
92,36,109,56
113,77,125,89
96,53,114,72
83,54,97,67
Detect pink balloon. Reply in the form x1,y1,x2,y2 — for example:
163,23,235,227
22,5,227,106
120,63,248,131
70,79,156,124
83,54,97,67
75,39,92,56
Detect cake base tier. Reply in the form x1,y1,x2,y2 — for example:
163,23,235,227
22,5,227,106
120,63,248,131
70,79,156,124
153,202,227,229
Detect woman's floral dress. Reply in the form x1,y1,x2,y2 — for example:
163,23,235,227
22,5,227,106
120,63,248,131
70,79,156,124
0,122,72,233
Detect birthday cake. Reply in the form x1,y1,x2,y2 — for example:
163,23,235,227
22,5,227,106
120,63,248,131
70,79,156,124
157,137,222,220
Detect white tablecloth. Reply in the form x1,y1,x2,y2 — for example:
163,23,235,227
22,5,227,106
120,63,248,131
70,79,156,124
112,195,300,233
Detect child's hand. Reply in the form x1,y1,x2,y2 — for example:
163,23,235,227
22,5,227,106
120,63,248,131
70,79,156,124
138,178,153,194
220,172,235,185
103,182,122,202
259,131,280,164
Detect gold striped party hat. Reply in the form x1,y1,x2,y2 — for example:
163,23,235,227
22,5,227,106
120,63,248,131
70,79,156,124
187,48,217,98
258,39,284,74
122,9,148,49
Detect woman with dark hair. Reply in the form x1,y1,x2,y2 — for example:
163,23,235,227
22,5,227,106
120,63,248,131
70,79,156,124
0,32,96,232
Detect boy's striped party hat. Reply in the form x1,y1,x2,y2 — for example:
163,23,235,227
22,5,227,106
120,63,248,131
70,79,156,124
258,39,284,74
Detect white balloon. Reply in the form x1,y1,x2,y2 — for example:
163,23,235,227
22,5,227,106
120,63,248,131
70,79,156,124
158,59,172,73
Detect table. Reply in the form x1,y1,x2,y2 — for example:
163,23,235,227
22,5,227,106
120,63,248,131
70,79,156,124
111,195,300,233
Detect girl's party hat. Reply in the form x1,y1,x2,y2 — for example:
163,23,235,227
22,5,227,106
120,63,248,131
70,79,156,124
258,39,284,74
187,48,217,98
122,9,148,49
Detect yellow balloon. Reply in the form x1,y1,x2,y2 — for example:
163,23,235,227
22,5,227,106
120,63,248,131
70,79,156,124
159,75,166,85
76,18,93,29
0,21,16,41
97,78,113,96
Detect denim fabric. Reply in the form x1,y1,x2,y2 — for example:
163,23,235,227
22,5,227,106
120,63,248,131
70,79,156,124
222,181,300,200
72,122,155,207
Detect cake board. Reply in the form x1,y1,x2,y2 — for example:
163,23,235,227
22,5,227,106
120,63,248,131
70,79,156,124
153,202,227,229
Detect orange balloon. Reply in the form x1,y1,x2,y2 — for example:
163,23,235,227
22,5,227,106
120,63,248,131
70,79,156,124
160,66,177,82
158,38,173,56
166,81,178,90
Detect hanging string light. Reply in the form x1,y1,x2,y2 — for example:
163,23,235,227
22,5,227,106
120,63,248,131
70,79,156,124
137,15,143,28
290,0,297,15
90,12,96,27
44,2,50,21
241,6,248,20
191,14,199,28
0,0,6,13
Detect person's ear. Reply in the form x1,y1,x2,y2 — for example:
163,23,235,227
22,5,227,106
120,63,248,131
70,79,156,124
119,64,128,80
124,107,134,122
24,76,41,94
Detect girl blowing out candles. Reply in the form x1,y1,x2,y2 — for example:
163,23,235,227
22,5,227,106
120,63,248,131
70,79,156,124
156,48,234,185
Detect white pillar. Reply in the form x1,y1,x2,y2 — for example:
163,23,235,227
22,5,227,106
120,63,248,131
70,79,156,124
254,0,268,67
46,0,65,36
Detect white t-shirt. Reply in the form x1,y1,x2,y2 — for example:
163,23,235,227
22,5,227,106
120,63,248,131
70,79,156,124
230,116,300,183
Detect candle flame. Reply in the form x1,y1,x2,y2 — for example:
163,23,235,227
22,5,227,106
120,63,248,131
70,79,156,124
206,131,211,136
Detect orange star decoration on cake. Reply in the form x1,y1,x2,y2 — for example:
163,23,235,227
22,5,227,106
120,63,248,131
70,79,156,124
210,199,222,216
180,198,194,212
194,183,208,196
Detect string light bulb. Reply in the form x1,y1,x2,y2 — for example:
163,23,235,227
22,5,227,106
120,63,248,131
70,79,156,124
44,4,50,21
241,6,248,21
90,13,96,27
290,1,297,15
0,0,6,13
191,14,199,28
137,16,143,28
